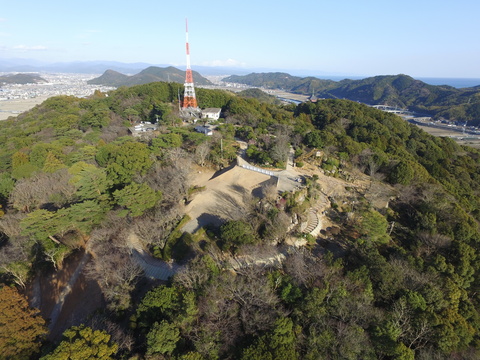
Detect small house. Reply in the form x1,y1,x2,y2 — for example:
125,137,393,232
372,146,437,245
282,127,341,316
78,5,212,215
201,108,221,121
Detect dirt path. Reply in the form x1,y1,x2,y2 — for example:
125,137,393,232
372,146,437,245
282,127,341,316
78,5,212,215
127,232,181,280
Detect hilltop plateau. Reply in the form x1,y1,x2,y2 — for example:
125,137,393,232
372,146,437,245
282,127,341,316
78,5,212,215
0,82,480,359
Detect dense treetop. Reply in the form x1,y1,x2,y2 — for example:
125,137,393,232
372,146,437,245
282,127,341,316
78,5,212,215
0,286,47,359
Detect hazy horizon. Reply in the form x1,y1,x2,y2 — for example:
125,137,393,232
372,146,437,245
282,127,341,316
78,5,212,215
2,58,480,89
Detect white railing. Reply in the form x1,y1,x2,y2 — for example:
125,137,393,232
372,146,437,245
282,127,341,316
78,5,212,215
241,164,277,177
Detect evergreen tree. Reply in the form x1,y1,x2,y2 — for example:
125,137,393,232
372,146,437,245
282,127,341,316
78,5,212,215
41,325,118,360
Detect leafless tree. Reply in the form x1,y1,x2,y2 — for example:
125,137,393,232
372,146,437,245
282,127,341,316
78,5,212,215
224,114,239,125
84,213,143,311
263,211,291,243
367,160,382,179
261,183,278,203
417,232,452,256
0,212,26,238
133,205,182,249
100,113,129,142
283,248,326,287
145,159,191,206
392,297,433,351
220,268,281,335
338,117,351,129
85,240,143,311
195,141,211,167
173,259,211,291
9,169,75,212
191,288,241,356
88,313,135,352
87,212,129,250
365,181,395,208
164,147,189,165
357,148,382,178
291,133,303,148
271,133,290,165
189,268,282,357
390,258,435,292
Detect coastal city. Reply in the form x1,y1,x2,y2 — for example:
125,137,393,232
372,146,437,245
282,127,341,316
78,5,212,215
0,73,115,120
0,72,115,100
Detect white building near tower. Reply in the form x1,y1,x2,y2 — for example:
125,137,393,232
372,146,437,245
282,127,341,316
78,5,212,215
201,108,221,121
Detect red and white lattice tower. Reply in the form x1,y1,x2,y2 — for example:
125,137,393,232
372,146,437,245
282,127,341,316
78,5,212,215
182,19,198,109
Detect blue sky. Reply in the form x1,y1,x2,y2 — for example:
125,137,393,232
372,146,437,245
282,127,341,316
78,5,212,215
1,0,480,77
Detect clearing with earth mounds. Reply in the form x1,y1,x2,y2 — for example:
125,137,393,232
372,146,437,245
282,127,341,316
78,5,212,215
182,165,273,233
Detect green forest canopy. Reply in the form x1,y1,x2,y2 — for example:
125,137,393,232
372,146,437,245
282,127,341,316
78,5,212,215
0,81,479,359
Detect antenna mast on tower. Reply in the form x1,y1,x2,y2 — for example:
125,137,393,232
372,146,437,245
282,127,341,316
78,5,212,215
182,18,198,109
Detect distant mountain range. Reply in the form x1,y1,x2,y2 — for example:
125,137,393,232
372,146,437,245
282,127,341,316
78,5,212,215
0,73,47,85
2,58,479,123
0,59,251,76
0,59,151,74
223,73,480,123
87,66,212,87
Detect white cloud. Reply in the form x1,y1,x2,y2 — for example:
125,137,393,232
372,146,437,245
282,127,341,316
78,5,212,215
201,58,247,67
13,45,48,51
0,18,6,22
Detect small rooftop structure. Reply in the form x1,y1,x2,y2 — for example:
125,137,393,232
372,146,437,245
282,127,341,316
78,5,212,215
201,108,221,121
195,125,213,136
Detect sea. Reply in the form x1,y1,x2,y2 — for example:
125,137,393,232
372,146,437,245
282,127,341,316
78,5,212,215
417,78,480,88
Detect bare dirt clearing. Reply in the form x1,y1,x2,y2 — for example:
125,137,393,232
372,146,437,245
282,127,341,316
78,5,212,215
182,165,272,233
0,97,49,120
182,160,374,237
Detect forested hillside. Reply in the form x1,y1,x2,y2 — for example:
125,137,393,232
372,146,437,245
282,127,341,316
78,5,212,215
1,81,480,359
0,73,47,84
223,73,480,124
88,66,212,87
223,72,337,93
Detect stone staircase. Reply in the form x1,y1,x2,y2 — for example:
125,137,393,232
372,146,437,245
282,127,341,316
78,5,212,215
304,208,320,234
302,195,330,237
